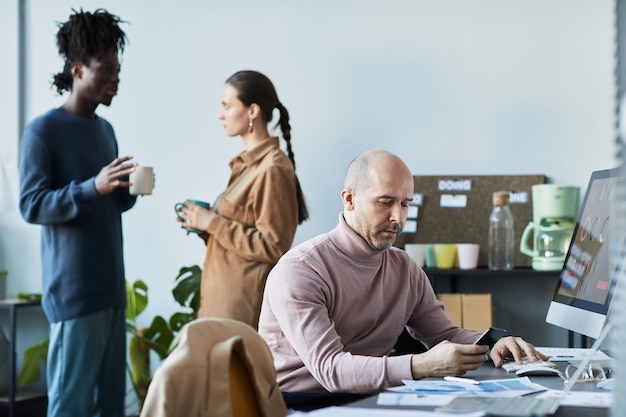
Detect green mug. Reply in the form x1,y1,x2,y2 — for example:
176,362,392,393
174,199,211,233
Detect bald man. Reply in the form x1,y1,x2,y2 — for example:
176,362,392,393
258,150,547,405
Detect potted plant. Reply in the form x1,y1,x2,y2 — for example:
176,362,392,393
18,265,202,413
126,265,201,408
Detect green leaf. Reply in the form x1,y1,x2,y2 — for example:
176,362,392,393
169,311,195,333
128,333,151,388
172,266,201,311
132,280,149,317
17,292,42,302
18,338,48,388
126,279,149,325
126,280,137,323
141,316,174,360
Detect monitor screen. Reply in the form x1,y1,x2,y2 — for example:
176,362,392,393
545,168,624,339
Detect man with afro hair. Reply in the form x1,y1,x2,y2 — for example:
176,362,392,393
19,9,139,416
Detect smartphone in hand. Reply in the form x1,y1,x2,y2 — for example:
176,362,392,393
473,327,508,349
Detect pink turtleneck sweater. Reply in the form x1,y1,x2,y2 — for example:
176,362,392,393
258,214,481,394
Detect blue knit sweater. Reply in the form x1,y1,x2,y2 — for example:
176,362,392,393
19,108,136,322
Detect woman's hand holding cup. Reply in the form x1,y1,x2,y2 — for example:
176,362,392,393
175,199,212,234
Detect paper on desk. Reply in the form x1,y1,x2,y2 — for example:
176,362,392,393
289,405,485,416
536,389,613,408
400,377,547,397
377,392,456,406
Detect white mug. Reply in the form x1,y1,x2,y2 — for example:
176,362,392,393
129,166,154,196
456,243,480,269
404,243,426,267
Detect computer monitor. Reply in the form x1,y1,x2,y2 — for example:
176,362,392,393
545,168,624,339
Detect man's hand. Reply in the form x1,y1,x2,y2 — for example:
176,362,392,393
410,340,489,379
489,336,550,367
95,156,138,195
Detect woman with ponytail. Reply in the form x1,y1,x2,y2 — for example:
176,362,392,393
177,70,308,328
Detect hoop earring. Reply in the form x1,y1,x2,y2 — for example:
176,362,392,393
248,118,254,133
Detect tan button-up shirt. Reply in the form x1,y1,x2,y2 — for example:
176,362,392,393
200,137,300,328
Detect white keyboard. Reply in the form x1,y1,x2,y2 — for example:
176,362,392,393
501,357,558,373
535,347,613,361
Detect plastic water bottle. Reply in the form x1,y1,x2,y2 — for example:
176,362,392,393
488,191,515,270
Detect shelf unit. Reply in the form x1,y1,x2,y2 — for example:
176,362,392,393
422,267,559,292
422,266,559,277
0,300,46,417
419,267,585,347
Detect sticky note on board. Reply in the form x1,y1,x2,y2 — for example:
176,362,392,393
440,194,467,208
403,220,417,233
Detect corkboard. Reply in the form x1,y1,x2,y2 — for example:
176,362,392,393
396,175,546,267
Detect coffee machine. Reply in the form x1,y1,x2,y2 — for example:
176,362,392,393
520,184,580,271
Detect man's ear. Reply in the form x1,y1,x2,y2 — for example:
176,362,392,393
341,188,355,211
70,62,84,79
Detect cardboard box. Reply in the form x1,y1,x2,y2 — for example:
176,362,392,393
437,294,462,327
437,293,493,332
462,294,493,332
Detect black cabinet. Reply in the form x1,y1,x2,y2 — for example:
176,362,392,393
420,268,574,347
0,300,47,417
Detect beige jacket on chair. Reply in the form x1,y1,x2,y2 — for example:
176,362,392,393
140,317,288,417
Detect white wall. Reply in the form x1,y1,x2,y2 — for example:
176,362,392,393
0,0,618,348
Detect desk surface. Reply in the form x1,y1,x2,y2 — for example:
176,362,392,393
346,362,609,417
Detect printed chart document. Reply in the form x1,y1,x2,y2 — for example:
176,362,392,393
399,377,547,397
377,392,457,407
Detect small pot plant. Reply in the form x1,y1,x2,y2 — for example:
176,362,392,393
126,265,201,408
18,265,202,412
